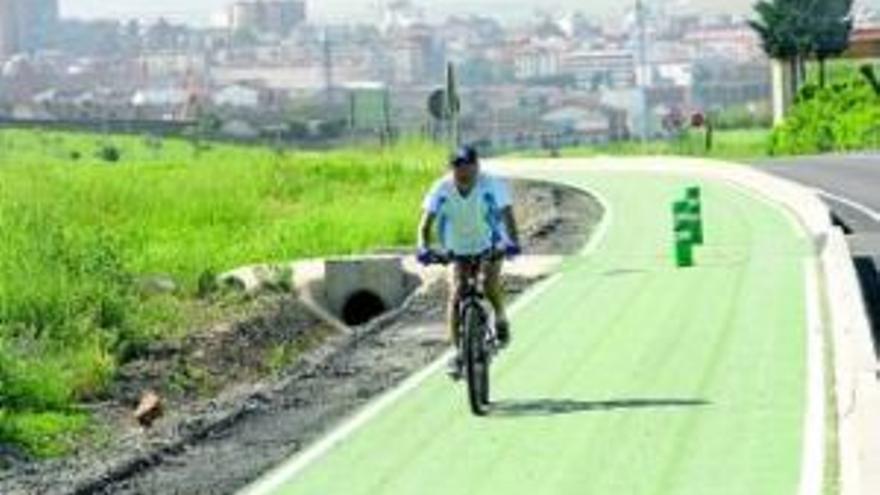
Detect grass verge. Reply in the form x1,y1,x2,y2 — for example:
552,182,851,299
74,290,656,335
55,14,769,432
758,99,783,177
0,129,444,457
510,129,773,161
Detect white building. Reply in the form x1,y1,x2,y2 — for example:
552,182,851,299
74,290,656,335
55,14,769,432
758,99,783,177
563,49,637,89
213,83,261,108
541,105,611,134
683,25,764,63
381,0,424,34
131,88,189,108
228,0,306,37
654,63,692,87
389,25,442,86
138,51,208,80
514,46,562,80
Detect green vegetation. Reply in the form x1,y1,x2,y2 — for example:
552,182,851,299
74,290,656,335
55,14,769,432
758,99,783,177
513,129,773,161
0,409,90,458
0,129,443,457
770,76,880,155
805,58,880,88
712,103,773,130
750,0,854,87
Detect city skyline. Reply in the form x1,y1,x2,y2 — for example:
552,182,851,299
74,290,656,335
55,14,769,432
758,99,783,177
59,0,778,25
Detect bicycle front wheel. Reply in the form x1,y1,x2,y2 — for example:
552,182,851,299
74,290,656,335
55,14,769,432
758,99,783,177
462,304,490,416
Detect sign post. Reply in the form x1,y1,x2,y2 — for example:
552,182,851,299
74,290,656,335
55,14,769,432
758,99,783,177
427,63,462,147
446,62,461,147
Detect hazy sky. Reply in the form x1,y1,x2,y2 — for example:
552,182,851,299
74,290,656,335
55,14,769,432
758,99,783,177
60,0,879,24
60,0,755,24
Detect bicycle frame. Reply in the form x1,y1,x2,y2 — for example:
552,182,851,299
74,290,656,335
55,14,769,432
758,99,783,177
423,249,502,415
454,260,495,345
449,252,501,416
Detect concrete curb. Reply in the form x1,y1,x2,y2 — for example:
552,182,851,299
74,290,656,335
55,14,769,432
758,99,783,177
489,157,879,495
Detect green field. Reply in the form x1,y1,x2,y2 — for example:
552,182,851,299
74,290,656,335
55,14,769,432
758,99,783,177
0,129,444,457
513,129,773,162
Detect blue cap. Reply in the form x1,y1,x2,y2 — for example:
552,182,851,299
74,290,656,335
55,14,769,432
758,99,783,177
450,145,478,168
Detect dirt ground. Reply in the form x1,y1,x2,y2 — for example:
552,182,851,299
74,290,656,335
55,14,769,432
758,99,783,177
0,179,602,495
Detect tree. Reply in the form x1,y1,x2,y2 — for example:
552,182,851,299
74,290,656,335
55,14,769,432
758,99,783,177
749,0,802,59
749,0,853,91
750,0,855,91
813,0,854,87
749,0,808,95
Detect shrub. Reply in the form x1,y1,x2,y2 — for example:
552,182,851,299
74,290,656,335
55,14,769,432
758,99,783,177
770,77,880,155
96,145,121,163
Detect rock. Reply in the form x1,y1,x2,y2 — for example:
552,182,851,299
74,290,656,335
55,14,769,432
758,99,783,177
134,391,164,428
0,442,30,469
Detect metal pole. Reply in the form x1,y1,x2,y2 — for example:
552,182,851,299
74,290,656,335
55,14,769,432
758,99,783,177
636,0,649,144
383,88,393,146
446,62,460,147
322,28,334,111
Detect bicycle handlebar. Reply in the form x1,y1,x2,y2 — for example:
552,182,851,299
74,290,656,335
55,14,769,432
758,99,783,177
422,249,505,266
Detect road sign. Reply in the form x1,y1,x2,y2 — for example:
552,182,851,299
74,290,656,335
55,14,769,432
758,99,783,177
428,89,447,121
428,88,461,121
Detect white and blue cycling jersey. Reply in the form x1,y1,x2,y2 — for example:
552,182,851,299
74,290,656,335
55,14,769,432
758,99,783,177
422,173,513,256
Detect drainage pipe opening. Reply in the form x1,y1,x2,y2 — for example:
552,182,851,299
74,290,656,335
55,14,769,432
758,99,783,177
341,290,388,326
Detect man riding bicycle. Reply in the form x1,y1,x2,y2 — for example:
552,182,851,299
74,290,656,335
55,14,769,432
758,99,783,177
417,145,522,378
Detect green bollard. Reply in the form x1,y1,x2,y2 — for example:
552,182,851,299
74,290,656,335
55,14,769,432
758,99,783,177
684,187,704,245
688,207,704,245
672,200,689,220
691,216,704,245
673,201,693,231
674,228,694,267
672,200,695,267
672,203,687,234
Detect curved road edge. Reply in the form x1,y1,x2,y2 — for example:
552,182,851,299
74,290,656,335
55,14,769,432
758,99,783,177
488,156,874,495
241,157,869,495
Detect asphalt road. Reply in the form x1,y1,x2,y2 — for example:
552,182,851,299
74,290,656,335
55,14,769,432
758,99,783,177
242,167,814,495
759,154,880,359
759,154,880,236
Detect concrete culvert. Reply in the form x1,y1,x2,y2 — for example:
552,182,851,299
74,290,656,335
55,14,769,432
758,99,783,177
342,290,388,326
324,256,417,327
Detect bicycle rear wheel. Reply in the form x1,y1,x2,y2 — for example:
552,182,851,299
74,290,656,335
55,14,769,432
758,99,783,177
462,304,490,416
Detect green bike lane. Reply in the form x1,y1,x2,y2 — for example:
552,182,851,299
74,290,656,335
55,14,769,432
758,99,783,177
248,170,814,495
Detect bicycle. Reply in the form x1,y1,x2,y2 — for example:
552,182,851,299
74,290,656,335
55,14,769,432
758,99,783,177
424,249,503,416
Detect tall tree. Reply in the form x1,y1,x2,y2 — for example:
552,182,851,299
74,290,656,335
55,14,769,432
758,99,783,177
751,0,855,90
749,0,801,60
813,0,855,87
749,0,804,95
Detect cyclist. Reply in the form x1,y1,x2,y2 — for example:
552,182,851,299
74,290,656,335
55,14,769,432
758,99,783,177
417,145,522,378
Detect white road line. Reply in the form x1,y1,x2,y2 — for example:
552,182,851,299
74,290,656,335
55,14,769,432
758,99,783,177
817,189,880,224
722,179,808,240
578,185,613,257
238,179,614,495
711,169,827,495
799,259,826,495
705,170,827,495
238,276,561,495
